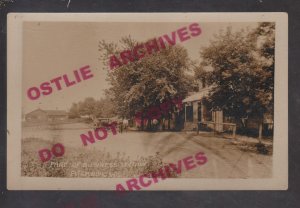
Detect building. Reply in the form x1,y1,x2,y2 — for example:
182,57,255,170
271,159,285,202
182,86,224,132
25,108,68,122
182,83,273,138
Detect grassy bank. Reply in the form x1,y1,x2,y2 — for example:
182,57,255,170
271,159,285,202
21,137,176,178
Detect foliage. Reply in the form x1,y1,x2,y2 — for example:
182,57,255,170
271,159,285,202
69,96,116,118
197,23,275,122
22,137,177,178
99,37,192,129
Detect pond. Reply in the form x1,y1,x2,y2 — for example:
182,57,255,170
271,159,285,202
22,122,92,148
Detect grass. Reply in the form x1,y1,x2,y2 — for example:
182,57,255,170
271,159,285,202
21,137,177,178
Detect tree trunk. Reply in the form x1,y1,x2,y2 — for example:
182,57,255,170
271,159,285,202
175,113,179,131
141,115,144,131
167,114,171,130
147,118,152,131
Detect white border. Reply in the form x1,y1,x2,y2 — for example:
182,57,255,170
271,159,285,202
7,13,288,190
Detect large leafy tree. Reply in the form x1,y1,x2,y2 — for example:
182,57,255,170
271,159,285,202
99,37,191,130
69,96,116,118
78,97,99,116
249,22,275,116
198,23,275,125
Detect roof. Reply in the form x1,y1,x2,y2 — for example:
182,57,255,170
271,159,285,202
182,87,212,103
44,110,68,116
26,109,67,116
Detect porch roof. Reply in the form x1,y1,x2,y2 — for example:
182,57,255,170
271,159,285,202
182,87,211,103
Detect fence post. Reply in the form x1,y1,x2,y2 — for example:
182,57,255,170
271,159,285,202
258,122,262,143
213,122,216,135
233,124,236,139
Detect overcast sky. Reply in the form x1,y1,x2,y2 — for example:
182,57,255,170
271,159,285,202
22,21,258,114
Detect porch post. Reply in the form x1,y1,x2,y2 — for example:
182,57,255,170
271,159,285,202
184,104,187,128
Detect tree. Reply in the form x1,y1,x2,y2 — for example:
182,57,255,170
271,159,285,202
99,37,191,130
249,22,275,116
78,97,98,116
69,96,116,119
98,94,116,118
69,103,80,118
199,23,275,130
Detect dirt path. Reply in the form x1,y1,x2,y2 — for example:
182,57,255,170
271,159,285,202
91,131,272,178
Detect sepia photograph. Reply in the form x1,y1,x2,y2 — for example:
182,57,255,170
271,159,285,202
7,13,288,190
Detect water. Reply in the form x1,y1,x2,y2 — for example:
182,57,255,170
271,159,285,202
22,122,92,148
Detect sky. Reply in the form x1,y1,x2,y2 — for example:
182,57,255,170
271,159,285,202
22,21,258,114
